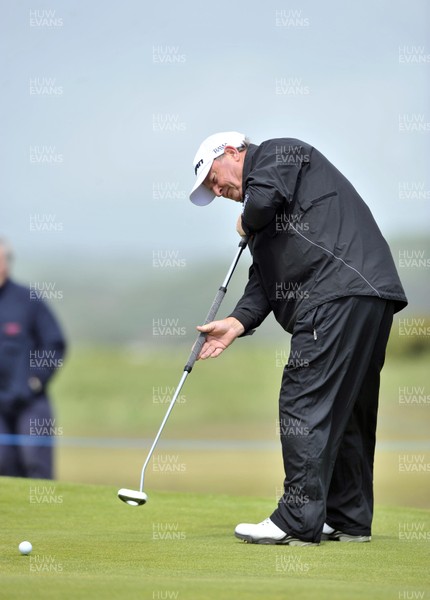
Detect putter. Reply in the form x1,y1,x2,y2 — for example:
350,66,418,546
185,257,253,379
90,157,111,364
118,235,249,506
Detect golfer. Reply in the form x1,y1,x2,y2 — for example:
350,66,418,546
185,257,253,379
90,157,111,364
189,132,407,546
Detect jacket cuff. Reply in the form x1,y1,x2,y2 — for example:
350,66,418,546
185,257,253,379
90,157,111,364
228,310,257,337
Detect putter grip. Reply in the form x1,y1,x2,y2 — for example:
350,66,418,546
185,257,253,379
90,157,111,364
184,286,226,372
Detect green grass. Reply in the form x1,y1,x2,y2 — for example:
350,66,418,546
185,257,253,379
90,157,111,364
1,478,429,600
51,343,283,436
52,345,430,439
47,347,430,509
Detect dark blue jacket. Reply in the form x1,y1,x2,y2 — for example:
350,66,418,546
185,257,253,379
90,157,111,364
0,279,66,413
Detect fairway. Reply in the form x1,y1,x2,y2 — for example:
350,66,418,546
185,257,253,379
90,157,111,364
2,478,429,600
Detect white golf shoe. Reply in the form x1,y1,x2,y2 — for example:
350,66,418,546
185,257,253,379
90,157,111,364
234,518,318,546
321,522,371,542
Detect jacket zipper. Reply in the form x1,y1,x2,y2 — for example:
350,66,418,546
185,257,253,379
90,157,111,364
312,307,319,341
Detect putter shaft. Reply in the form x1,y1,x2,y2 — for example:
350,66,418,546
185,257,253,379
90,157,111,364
139,370,189,492
134,236,249,496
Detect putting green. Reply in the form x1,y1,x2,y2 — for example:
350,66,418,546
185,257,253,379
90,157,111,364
1,478,429,599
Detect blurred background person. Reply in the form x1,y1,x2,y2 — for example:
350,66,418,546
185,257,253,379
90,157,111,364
0,238,66,478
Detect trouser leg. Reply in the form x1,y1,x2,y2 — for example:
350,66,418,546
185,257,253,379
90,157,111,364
0,412,24,476
270,296,391,542
325,300,394,535
16,396,54,479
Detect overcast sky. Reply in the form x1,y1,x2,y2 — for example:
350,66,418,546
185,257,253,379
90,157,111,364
1,0,429,263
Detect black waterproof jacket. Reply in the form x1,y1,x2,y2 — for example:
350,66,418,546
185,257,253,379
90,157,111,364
229,139,408,334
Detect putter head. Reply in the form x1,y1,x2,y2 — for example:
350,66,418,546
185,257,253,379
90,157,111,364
117,488,148,506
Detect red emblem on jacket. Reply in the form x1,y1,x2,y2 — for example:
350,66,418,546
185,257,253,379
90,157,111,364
3,322,22,335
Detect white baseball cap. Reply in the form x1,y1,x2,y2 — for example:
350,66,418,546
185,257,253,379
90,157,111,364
189,131,246,206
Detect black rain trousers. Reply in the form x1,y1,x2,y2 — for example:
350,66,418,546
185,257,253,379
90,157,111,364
270,295,394,543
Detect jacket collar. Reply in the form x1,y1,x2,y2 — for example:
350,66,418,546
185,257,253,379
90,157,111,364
242,144,259,191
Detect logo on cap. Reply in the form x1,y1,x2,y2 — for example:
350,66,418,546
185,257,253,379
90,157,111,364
212,143,227,154
194,159,204,176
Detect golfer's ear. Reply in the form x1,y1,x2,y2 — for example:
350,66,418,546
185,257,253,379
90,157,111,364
223,145,240,160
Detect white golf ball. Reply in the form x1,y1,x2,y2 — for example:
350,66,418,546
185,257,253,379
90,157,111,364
19,541,32,555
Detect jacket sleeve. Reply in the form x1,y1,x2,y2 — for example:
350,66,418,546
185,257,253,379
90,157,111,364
228,265,272,335
31,300,67,388
242,140,308,234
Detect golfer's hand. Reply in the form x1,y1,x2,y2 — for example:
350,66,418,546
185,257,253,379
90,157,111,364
236,215,246,237
197,317,245,359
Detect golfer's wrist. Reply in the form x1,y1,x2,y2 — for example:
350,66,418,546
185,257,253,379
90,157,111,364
226,317,245,337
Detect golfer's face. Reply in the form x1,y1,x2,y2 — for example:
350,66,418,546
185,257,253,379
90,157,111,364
204,152,243,202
